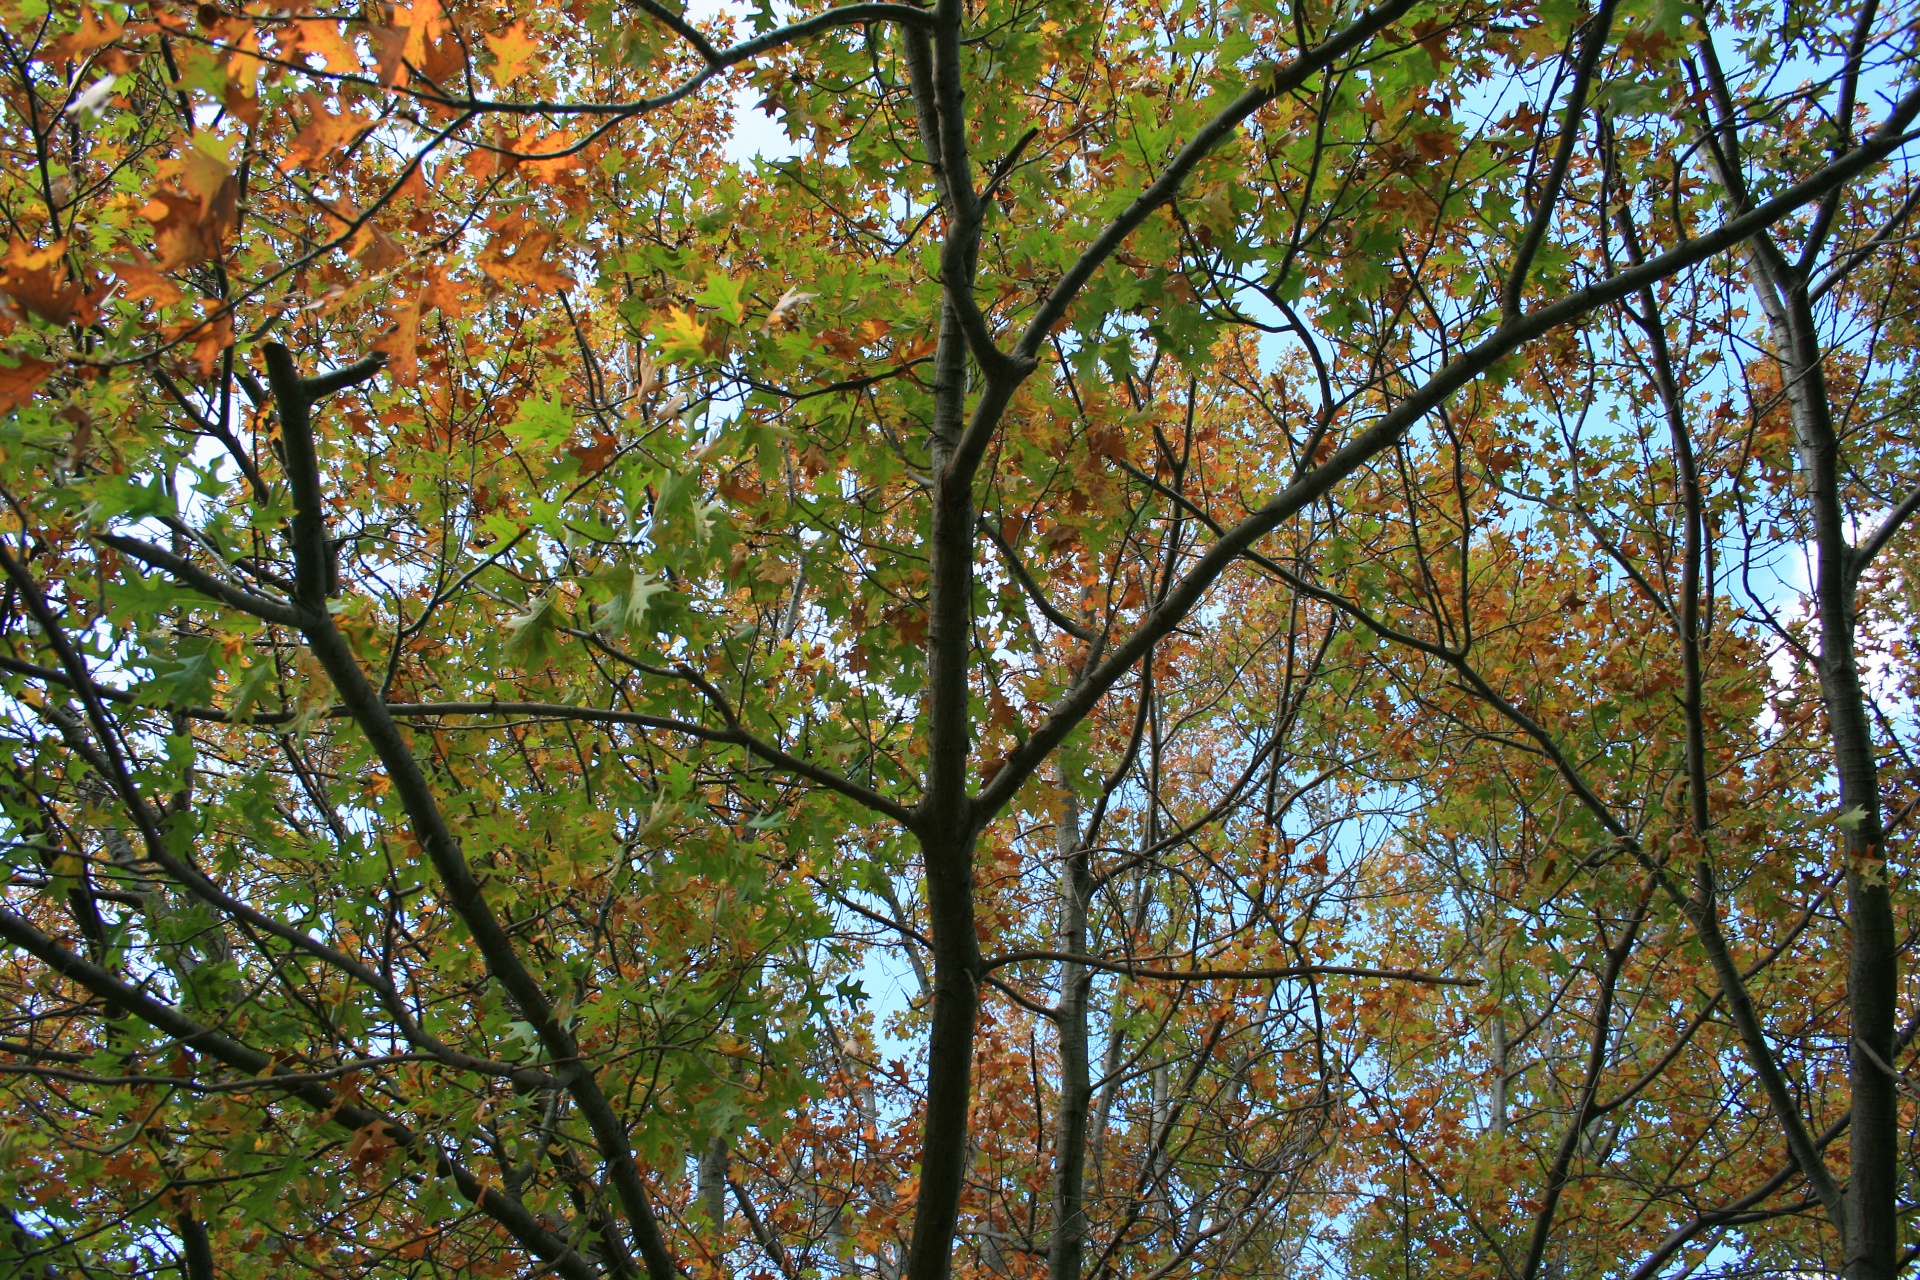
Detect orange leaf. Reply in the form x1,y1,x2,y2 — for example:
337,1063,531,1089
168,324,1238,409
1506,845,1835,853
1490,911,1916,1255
374,299,421,386
486,21,539,86
167,306,232,377
477,214,573,291
222,26,263,125
178,147,233,221
351,224,408,275
48,6,124,60
0,354,55,414
420,269,470,320
141,190,222,270
398,0,448,63
519,128,582,184
111,248,182,307
281,94,373,172
278,20,361,75
0,240,93,326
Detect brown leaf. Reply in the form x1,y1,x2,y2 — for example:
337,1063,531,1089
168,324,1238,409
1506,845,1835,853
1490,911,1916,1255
478,214,574,291
351,224,408,275
568,430,618,473
0,354,55,414
112,248,182,307
346,1118,396,1171
374,299,421,386
0,240,90,326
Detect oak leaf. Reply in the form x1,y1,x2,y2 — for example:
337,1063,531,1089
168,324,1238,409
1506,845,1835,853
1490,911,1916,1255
346,1118,396,1171
351,224,408,275
165,305,232,377
0,354,55,414
486,21,539,87
278,20,361,75
374,299,422,386
48,7,124,61
282,94,374,172
568,431,619,473
0,240,92,326
477,214,574,290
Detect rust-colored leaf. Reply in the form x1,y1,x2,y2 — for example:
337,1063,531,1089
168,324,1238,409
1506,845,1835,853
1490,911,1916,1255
0,240,92,326
374,299,422,386
477,214,574,291
0,354,54,414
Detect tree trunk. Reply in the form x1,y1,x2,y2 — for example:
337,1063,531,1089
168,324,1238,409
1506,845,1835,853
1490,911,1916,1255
1047,787,1093,1280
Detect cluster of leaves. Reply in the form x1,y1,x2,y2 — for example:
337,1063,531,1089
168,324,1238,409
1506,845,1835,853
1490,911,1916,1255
0,0,1915,1275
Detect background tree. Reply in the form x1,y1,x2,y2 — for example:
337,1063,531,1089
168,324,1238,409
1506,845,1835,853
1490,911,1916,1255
0,0,1915,1276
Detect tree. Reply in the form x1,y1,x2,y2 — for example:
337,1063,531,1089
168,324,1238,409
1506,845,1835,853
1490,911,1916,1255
0,0,1914,1274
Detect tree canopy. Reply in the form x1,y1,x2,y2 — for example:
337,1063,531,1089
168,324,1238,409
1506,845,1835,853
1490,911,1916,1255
0,0,1917,1275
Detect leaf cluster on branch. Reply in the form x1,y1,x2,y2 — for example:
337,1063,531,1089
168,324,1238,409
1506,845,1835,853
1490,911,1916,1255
0,0,1916,1275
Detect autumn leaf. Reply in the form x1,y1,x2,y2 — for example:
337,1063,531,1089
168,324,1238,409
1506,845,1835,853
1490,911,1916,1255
519,129,583,184
478,216,575,290
47,7,122,61
164,305,232,377
567,430,619,473
0,240,91,326
374,0,450,85
374,299,422,386
656,307,709,360
277,20,362,75
486,20,540,87
0,354,55,414
767,286,818,330
281,93,374,172
140,160,238,272
346,1119,397,1172
178,141,234,221
351,224,409,275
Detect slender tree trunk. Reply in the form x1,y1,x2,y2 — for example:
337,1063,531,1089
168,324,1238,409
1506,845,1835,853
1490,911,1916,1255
1047,788,1093,1280
698,1136,728,1233
904,288,986,1280
1490,1016,1508,1136
1746,259,1896,1280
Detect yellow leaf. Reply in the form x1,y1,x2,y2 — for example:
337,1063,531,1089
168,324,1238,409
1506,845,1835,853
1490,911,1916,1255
657,307,708,359
487,21,539,87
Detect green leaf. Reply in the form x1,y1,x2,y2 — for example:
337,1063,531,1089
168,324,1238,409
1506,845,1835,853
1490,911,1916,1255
592,565,669,639
503,594,562,663
694,271,748,325
146,643,219,706
226,659,278,722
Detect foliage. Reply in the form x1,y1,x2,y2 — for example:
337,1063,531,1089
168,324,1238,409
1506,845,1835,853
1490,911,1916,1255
0,0,1915,1275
